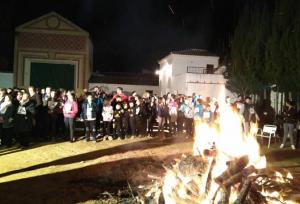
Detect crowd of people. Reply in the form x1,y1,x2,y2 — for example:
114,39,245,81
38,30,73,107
0,86,299,150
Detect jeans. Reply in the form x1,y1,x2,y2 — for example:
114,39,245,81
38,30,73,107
64,117,75,141
282,123,294,146
84,120,96,141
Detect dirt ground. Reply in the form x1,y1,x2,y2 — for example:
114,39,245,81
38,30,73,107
0,135,299,204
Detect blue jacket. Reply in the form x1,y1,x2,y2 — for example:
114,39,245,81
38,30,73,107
194,104,203,119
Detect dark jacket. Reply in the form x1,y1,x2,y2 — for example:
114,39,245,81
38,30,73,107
147,103,157,122
81,101,98,120
1,103,15,128
157,104,168,117
283,106,297,124
15,100,35,133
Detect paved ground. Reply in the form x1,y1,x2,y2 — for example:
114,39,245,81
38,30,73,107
0,135,299,204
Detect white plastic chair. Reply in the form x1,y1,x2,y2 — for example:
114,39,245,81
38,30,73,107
256,125,278,148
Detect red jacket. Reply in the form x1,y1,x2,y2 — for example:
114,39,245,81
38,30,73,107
63,100,78,118
112,93,128,102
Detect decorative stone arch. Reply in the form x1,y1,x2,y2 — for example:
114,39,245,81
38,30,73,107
14,11,93,89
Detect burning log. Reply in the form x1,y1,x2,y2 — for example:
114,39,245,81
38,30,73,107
233,178,252,204
215,155,249,185
205,158,216,194
222,165,256,188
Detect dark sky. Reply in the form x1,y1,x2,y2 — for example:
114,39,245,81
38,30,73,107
0,0,242,72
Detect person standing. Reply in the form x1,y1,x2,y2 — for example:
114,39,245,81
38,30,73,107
122,102,130,139
15,93,35,148
168,95,178,135
102,99,113,140
63,92,78,143
135,99,147,137
280,100,297,150
113,103,123,139
128,100,136,138
243,97,259,135
0,95,15,147
0,88,7,146
47,90,60,141
81,93,98,142
147,98,157,137
28,86,42,140
157,97,167,135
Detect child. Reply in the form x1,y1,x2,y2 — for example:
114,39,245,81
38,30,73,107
135,99,147,137
113,103,123,140
122,102,130,139
102,99,113,140
147,97,157,137
128,100,136,138
81,93,98,142
63,92,78,143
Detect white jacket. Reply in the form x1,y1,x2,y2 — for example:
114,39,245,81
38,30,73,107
102,106,113,122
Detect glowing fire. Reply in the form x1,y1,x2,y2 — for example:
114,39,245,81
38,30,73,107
161,89,295,204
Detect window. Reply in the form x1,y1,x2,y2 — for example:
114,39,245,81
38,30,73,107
206,64,214,74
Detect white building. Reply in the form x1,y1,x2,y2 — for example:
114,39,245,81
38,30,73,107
89,72,159,95
158,49,234,98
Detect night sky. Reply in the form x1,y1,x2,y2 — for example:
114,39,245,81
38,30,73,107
0,0,243,72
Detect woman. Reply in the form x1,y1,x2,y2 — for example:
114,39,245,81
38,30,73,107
0,95,15,147
63,92,78,142
15,92,35,148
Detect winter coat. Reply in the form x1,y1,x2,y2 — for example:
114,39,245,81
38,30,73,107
102,106,113,122
81,101,98,120
15,100,35,133
283,106,297,124
0,103,15,128
157,104,168,118
63,100,78,118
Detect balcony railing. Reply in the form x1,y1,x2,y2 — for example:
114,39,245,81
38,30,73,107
187,66,215,74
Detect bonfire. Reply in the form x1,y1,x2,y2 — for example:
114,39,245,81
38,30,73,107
140,90,297,204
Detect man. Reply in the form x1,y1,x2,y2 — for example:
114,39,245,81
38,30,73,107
28,86,43,140
112,87,128,103
42,87,52,139
280,100,297,150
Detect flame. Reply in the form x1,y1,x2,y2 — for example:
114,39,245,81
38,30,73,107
159,87,295,204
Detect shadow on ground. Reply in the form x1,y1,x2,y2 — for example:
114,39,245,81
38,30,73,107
0,136,186,178
0,153,181,204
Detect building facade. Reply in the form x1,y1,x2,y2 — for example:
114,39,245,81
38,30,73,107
158,49,234,98
89,72,159,95
14,12,93,90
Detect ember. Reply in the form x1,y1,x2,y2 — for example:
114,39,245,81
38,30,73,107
141,90,297,204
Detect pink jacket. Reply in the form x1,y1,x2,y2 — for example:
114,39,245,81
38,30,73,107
63,100,78,118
